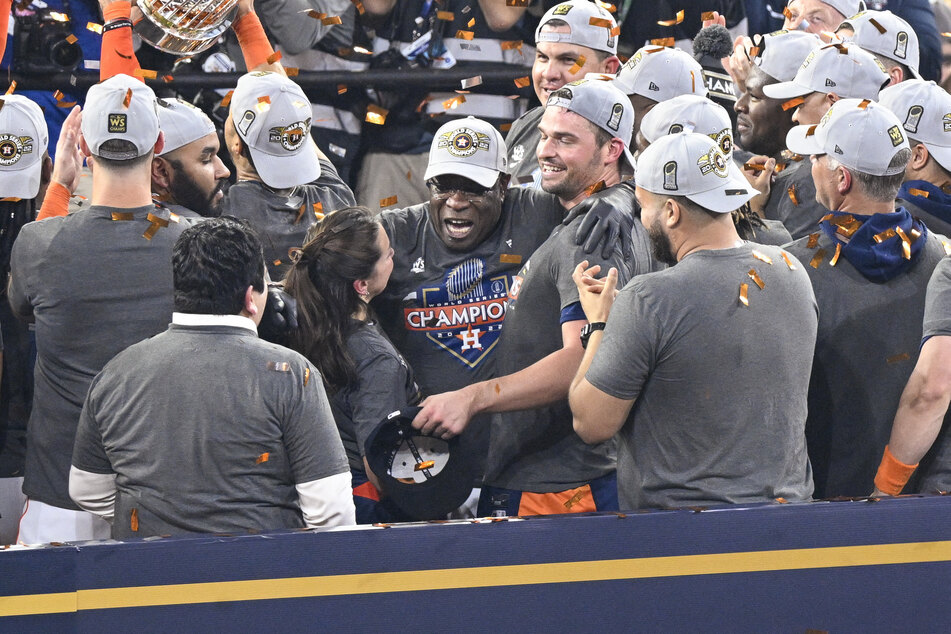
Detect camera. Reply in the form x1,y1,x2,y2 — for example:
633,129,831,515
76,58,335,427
13,6,83,74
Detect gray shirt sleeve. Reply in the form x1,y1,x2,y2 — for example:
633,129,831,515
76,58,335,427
72,376,114,475
256,0,355,54
284,363,351,483
923,257,951,339
348,353,415,456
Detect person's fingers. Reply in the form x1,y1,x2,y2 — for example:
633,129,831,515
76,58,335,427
603,267,618,297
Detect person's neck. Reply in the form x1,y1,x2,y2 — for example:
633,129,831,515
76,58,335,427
91,170,154,208
907,163,951,192
675,219,743,262
835,194,895,217
560,165,622,209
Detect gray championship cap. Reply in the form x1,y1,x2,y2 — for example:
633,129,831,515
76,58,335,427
424,116,507,188
157,98,217,156
639,94,734,157
879,80,951,173
613,46,707,101
762,41,889,101
81,74,160,160
534,0,618,55
839,10,920,78
754,30,822,83
0,94,49,199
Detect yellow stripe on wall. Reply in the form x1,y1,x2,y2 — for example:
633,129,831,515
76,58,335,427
2,540,951,618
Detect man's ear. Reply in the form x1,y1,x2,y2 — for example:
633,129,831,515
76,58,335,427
837,164,853,195
665,197,682,228
153,130,165,156
41,153,53,187
79,134,92,158
243,285,259,316
151,156,172,189
603,56,621,74
887,66,904,86
910,142,930,171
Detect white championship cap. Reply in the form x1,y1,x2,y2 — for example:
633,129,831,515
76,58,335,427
81,74,159,160
640,94,734,158
0,94,48,199
547,77,636,172
786,98,909,175
839,10,920,78
763,42,888,101
786,0,865,20
613,46,707,101
157,98,217,156
535,0,618,55
754,30,821,83
879,80,951,172
638,132,755,213
230,71,321,189
424,117,506,188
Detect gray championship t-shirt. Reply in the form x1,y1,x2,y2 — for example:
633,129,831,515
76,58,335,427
912,256,951,492
72,324,349,538
330,321,420,474
483,211,639,492
786,229,947,497
221,158,356,279
764,159,825,240
7,204,187,510
587,243,817,510
505,106,543,188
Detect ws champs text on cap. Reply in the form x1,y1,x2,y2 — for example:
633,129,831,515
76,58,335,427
81,74,160,161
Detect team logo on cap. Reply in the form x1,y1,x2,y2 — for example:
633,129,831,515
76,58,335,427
108,113,127,134
237,110,256,137
697,147,728,178
268,119,310,152
663,161,678,190
713,129,733,156
887,125,905,147
895,32,908,59
607,103,624,132
903,105,923,133
0,134,33,166
438,127,491,158
668,123,684,134
943,113,951,132
801,50,817,70
824,78,837,87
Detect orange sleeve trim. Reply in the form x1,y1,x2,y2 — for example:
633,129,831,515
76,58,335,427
0,0,13,63
101,1,142,82
874,445,918,496
36,181,71,221
232,11,276,71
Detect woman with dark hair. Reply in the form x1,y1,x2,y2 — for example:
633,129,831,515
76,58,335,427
283,206,420,523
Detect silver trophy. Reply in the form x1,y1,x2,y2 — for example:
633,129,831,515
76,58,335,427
134,0,239,56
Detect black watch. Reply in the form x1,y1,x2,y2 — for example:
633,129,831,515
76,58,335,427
580,322,606,349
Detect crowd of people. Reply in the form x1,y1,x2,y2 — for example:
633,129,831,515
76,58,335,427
1,0,951,545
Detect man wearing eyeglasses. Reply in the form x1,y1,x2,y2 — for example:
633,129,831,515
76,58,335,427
371,114,641,517
409,80,655,517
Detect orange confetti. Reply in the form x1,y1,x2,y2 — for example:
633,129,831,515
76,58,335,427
111,211,134,221
514,76,531,88
313,202,323,219
887,352,911,364
162,74,174,83
86,22,103,34
569,55,587,74
589,17,613,29
437,10,455,20
499,253,522,264
337,84,348,94
285,67,300,77
415,460,436,471
807,232,819,249
321,15,343,25
908,188,929,198
743,162,767,172
701,11,716,20
775,497,789,504
610,25,621,37
258,95,271,104
461,75,483,89
500,123,512,132
305,9,327,19
650,37,675,47
584,180,606,197
467,18,475,27
273,259,282,266
443,95,466,110
783,6,792,20
256,452,270,464
267,361,291,372
365,103,390,125
130,508,138,532
53,89,64,101
6,81,16,95
873,228,896,243
782,97,804,111
220,90,234,108
781,252,798,270
350,0,365,15
857,99,871,110
66,34,78,44
749,46,760,58
143,212,169,240
501,40,523,50
748,268,765,290
505,0,530,5
406,170,413,181
657,9,684,26
304,367,311,386
455,30,474,40
267,51,282,64
294,204,308,225
380,195,398,208
868,17,887,34
943,32,951,38
896,226,913,260
830,242,842,266
751,250,773,265
787,185,799,207
56,100,77,108
739,283,749,307
134,68,158,79
809,249,827,269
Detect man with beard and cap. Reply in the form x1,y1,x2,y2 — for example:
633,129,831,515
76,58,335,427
8,74,190,544
568,131,816,510
638,93,792,246
611,45,708,144
505,0,620,189
411,79,651,517
759,41,889,238
879,79,951,238
784,99,947,498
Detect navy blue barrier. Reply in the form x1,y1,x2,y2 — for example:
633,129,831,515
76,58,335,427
2,496,951,631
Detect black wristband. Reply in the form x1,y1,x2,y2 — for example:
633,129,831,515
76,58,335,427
102,18,133,32
580,322,607,349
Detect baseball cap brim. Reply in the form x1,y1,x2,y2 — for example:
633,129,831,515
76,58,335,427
0,162,41,199
249,140,321,189
685,162,756,213
762,80,813,100
423,160,500,188
785,124,825,157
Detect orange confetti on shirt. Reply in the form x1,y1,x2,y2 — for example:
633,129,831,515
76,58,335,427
887,352,911,364
500,123,512,132
321,15,343,25
256,452,270,464
701,11,716,20
584,180,606,197
350,0,365,15
467,18,475,27
809,249,827,269
829,242,842,266
806,232,819,249
437,10,455,20
337,84,348,94
380,195,398,208
748,268,765,290
787,185,799,206
87,21,103,34
781,251,798,270
751,250,773,265
130,508,139,532
739,283,749,307
908,188,929,198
